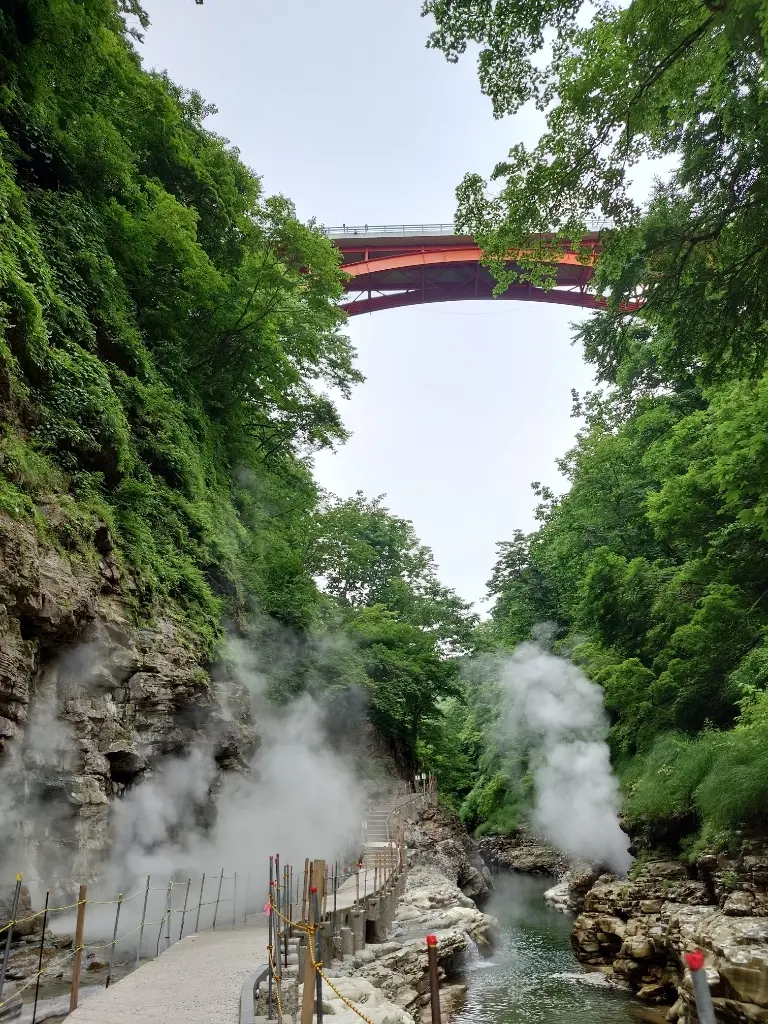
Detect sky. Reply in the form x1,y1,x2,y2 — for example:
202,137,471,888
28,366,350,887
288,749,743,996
139,0,597,609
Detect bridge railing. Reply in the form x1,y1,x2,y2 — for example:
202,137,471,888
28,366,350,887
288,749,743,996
324,223,457,239
324,219,613,240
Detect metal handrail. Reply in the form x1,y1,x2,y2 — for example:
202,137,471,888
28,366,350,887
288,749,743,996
323,219,612,240
325,223,457,239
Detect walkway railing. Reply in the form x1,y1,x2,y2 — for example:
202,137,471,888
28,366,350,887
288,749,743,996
2,777,440,1024
0,867,262,1021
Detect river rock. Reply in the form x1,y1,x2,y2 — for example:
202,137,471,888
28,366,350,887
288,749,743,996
0,885,39,939
477,829,568,877
320,854,498,1024
545,863,605,913
572,855,768,1022
406,807,493,903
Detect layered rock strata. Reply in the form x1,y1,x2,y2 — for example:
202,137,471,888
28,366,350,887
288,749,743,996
406,806,494,904
0,512,256,885
571,851,768,1024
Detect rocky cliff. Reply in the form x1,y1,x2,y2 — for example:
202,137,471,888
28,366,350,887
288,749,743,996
571,847,768,1024
0,512,256,885
404,806,494,905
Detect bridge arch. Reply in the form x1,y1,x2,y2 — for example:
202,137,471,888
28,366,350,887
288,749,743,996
326,224,604,317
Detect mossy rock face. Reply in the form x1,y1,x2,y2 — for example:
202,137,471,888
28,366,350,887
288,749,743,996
0,509,258,884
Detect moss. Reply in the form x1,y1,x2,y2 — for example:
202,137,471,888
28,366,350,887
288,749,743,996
0,476,35,520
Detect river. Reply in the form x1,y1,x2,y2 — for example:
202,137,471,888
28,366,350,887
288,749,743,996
455,873,640,1024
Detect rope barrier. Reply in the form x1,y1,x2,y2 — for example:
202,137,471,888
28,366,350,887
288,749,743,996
3,831,405,1024
0,947,78,1012
267,900,379,1024
0,886,244,938
267,944,285,1024
0,899,84,937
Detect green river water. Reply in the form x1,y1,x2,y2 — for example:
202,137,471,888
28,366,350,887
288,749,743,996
454,873,641,1024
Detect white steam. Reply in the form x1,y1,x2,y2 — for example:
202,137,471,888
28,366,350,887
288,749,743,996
496,642,632,874
106,637,365,888
1,628,370,942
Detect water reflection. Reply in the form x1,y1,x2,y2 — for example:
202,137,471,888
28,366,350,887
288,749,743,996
454,873,639,1024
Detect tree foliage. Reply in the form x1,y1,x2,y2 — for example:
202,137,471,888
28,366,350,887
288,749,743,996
308,493,478,771
420,0,768,850
0,0,469,780
423,0,768,377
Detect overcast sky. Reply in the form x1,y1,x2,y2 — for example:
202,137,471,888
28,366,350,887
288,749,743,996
139,0,597,609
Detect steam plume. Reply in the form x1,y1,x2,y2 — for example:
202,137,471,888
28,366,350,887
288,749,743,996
495,642,632,874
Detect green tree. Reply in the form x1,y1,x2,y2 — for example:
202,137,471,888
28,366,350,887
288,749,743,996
347,606,461,772
423,0,768,377
312,492,477,652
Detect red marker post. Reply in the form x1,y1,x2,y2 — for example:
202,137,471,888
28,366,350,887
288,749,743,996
685,950,716,1024
426,935,441,1024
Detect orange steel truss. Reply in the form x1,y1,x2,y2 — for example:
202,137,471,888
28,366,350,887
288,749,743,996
329,228,610,316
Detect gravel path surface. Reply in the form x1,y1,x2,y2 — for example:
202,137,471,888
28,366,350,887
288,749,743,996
66,926,269,1024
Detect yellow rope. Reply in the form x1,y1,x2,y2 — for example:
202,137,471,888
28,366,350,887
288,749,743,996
267,944,285,1024
0,898,85,937
266,900,378,1024
0,946,78,1011
306,937,377,1024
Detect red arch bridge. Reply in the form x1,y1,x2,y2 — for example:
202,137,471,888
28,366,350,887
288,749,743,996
326,223,612,317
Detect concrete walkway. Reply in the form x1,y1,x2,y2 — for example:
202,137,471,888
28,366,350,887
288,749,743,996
67,925,269,1024
64,790,429,1024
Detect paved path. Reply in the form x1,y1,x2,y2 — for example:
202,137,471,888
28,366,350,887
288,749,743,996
67,925,269,1024
65,790,427,1024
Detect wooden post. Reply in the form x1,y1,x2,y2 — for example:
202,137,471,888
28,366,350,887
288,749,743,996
426,935,441,1024
69,885,87,1012
301,858,309,923
300,860,325,1024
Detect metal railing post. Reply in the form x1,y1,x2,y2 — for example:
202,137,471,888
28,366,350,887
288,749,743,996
212,869,224,930
31,889,50,1024
157,881,171,955
179,877,191,940
233,873,238,931
136,874,150,967
0,874,22,1002
105,893,123,988
685,951,717,1024
195,873,206,933
268,857,274,1020
312,888,323,1024
283,866,289,967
